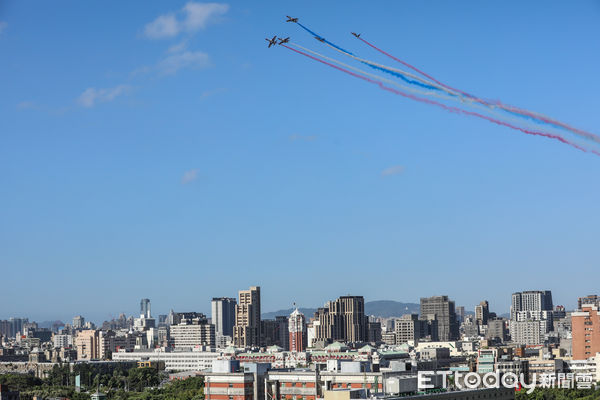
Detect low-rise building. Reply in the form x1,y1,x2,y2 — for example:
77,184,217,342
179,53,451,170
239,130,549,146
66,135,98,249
111,348,220,371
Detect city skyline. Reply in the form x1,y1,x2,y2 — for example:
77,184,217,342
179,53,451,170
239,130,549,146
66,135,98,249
0,287,583,325
2,1,599,323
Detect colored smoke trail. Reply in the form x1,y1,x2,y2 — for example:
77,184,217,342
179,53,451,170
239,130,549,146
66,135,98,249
296,23,444,93
296,23,354,55
321,41,460,97
290,43,573,136
290,43,450,100
357,36,600,145
281,44,596,155
357,36,470,97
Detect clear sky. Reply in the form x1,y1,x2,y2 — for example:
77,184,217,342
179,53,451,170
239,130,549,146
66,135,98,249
1,1,599,323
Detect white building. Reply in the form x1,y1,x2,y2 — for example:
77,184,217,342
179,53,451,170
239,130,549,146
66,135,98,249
170,322,215,348
567,354,600,382
53,334,73,348
112,348,221,371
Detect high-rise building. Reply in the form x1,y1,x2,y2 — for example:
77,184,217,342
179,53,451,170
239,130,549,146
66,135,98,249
288,308,306,352
475,301,489,325
509,291,554,345
572,304,600,360
420,295,459,341
456,306,465,324
170,317,216,348
169,312,208,326
462,315,479,338
140,298,151,318
261,316,289,349
510,291,553,320
367,321,382,343
7,318,28,337
133,303,156,332
395,314,427,344
233,286,261,347
158,315,168,327
53,334,73,349
510,310,553,345
72,316,85,329
578,295,600,310
75,329,100,360
314,295,368,343
0,320,12,338
486,319,508,342
211,297,237,339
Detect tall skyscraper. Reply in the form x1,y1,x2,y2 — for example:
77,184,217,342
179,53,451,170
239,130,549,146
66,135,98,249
2,318,28,337
475,300,489,325
289,308,306,352
211,297,237,338
261,316,289,349
509,291,554,345
420,295,459,341
140,298,151,318
0,320,11,338
572,304,600,360
314,295,368,343
456,306,465,324
510,291,553,320
233,286,261,347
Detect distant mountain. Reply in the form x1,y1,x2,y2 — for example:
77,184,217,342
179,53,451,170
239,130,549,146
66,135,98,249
38,320,65,330
365,300,420,318
262,308,317,320
262,300,420,320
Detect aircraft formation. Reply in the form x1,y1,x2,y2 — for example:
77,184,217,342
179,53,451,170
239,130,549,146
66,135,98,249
265,16,299,48
264,16,600,156
267,17,360,49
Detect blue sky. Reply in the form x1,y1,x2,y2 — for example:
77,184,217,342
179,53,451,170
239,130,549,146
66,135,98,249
1,1,599,323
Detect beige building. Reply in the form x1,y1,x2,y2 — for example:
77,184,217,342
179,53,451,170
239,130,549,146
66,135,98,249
233,286,261,347
75,330,115,360
395,314,426,344
76,330,100,360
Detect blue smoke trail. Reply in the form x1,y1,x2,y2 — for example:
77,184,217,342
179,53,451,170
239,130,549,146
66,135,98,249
302,21,596,141
296,22,442,92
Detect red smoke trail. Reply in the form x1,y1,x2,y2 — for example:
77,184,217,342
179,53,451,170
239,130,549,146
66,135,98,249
357,37,600,145
281,44,596,155
356,37,468,96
